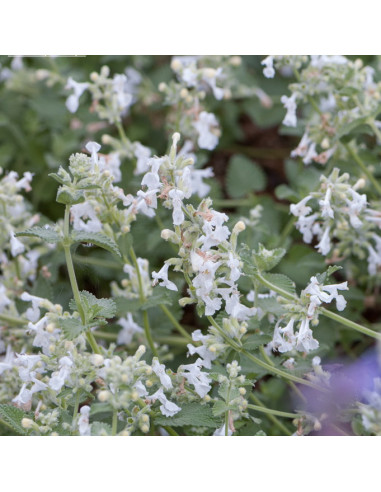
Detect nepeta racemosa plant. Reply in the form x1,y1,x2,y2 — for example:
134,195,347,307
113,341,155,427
1,55,381,436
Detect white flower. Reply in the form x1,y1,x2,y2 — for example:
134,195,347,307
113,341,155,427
9,231,25,257
152,358,172,390
147,387,181,417
227,253,241,282
202,67,225,100
180,358,211,398
316,226,331,255
152,263,177,291
193,111,219,150
71,202,102,233
304,276,348,316
0,345,14,375
319,187,334,219
261,56,275,78
117,313,143,345
272,318,296,353
85,141,101,165
0,284,11,313
281,93,297,127
49,356,73,392
187,330,217,369
65,77,89,113
296,317,319,353
213,424,233,436
78,405,91,436
168,189,185,226
20,292,45,322
112,74,133,113
134,143,151,175
290,196,312,217
191,167,214,198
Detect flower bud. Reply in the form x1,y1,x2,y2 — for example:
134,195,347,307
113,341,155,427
170,59,182,72
22,418,34,429
180,88,189,99
91,354,104,367
230,56,242,66
98,390,111,402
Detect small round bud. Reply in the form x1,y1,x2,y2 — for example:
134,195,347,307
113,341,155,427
230,56,242,66
46,323,55,333
90,72,99,82
170,59,182,71
94,205,101,213
146,380,153,388
101,134,112,144
203,68,216,79
131,390,139,401
91,354,104,367
50,432,59,436
48,344,55,353
209,346,217,353
180,88,189,99
21,418,34,429
239,387,246,396
121,279,129,288
321,137,330,149
146,367,152,375
161,229,173,241
204,395,211,402
100,66,110,77
98,390,111,402
103,170,111,178
141,424,149,433
172,132,181,146
224,89,232,100
121,225,130,234
141,414,149,423
158,82,167,92
185,95,193,104
233,220,246,234
120,430,130,436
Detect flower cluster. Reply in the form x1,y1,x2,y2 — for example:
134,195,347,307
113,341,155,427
290,168,381,275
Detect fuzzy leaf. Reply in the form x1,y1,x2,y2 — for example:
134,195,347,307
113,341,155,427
91,422,112,436
226,155,267,198
72,231,121,257
70,291,116,319
261,272,296,295
15,226,61,244
58,317,87,340
253,244,286,272
154,403,219,428
0,404,29,435
242,333,273,350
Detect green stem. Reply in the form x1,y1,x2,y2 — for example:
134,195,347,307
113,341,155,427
72,392,80,422
63,205,101,354
225,384,231,436
345,142,381,196
259,346,307,403
255,271,381,341
115,121,129,146
160,304,193,343
321,307,381,340
129,245,158,357
247,404,299,420
112,409,118,436
207,316,327,392
275,216,296,248
0,313,28,327
249,394,292,436
163,425,179,436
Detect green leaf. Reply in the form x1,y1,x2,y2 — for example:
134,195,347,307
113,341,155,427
253,243,286,272
58,316,87,340
335,116,370,141
261,273,296,295
142,287,176,310
154,403,219,428
70,291,116,319
15,226,61,244
212,400,229,417
91,422,112,436
226,155,267,198
242,333,273,350
72,231,121,257
56,186,85,205
275,184,298,201
0,404,29,435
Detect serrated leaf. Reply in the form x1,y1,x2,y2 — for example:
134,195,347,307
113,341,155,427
212,401,229,417
335,116,370,141
242,333,273,350
16,226,61,243
91,422,112,436
142,287,176,310
70,291,116,319
226,155,267,198
261,272,296,295
154,403,219,428
72,231,121,257
253,244,286,272
58,316,86,340
114,296,142,314
56,186,85,205
0,404,29,435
